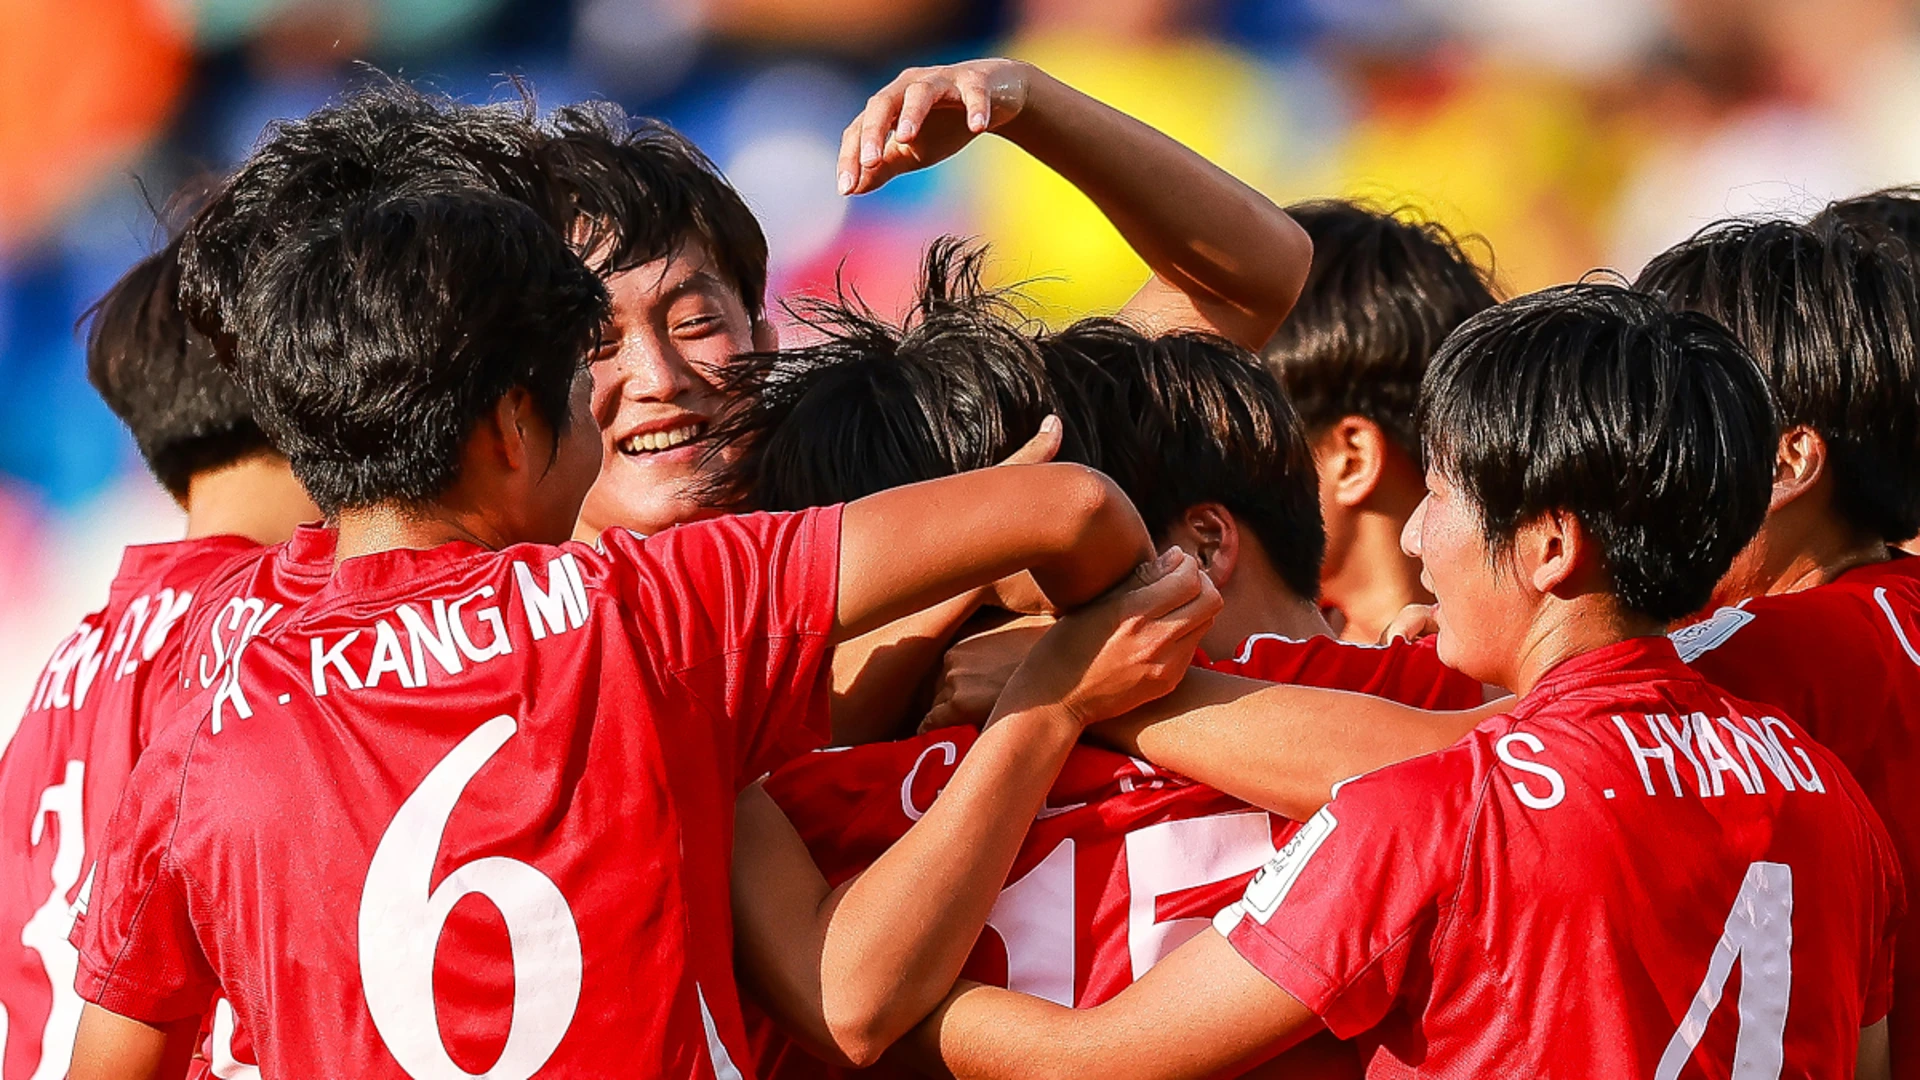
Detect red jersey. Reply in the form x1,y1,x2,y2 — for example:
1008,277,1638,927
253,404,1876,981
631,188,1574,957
748,631,1478,1078
1217,637,1902,1077
71,510,841,1079
1679,554,1920,1074
1199,633,1484,710
0,534,255,1080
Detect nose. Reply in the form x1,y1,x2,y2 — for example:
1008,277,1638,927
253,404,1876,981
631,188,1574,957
1401,495,1428,559
608,335,696,403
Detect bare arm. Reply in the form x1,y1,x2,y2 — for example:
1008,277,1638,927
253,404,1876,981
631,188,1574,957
1859,1018,1890,1080
1090,668,1502,820
739,552,1221,1065
834,462,1152,643
67,1004,200,1080
907,928,1316,1079
830,588,986,744
840,59,1311,348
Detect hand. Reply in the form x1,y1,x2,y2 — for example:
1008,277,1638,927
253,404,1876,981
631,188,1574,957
1380,603,1438,644
994,548,1222,729
839,59,1037,196
921,618,1051,734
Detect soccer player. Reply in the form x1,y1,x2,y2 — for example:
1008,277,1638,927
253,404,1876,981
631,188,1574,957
1262,201,1496,644
0,239,316,1080
900,284,1901,1077
1636,216,1920,1076
63,179,1181,1078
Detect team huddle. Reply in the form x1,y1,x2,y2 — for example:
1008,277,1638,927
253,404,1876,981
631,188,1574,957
1,54,1917,1080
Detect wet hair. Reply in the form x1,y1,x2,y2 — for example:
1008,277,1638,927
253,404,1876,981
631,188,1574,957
1266,201,1496,461
83,238,273,498
699,239,1091,509
1040,320,1326,600
536,101,770,318
178,78,553,355
230,187,609,515
1815,186,1920,256
1420,283,1775,623
1635,216,1920,544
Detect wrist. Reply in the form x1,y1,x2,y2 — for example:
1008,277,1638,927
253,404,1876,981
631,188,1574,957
996,62,1061,147
984,698,1082,742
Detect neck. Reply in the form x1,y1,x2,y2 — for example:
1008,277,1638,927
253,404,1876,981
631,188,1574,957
183,455,314,546
1756,511,1889,597
333,503,507,564
1202,574,1334,659
1322,507,1430,644
1506,598,1662,697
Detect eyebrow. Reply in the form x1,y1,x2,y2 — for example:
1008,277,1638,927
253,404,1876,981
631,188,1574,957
660,269,731,304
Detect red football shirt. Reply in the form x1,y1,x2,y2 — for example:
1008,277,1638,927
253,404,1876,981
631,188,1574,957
0,534,255,1080
71,510,840,1078
1217,637,1902,1077
1679,555,1920,1075
1199,633,1484,709
748,631,1477,1078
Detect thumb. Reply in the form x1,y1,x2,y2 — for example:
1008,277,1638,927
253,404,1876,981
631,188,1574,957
997,415,1062,467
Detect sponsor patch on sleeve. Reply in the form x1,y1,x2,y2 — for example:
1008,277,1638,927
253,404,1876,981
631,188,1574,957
1235,806,1337,925
1670,605,1755,663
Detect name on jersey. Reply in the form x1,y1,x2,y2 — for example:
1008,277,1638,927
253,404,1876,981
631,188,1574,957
28,587,194,714
200,554,590,730
1609,711,1825,799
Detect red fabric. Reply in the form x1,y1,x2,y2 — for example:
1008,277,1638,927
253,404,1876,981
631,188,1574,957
71,509,841,1078
749,630,1478,1079
1680,554,1920,1077
1199,633,1484,710
0,534,255,1080
1219,637,1902,1077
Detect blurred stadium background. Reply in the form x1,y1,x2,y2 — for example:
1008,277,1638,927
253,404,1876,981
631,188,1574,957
2,0,1918,733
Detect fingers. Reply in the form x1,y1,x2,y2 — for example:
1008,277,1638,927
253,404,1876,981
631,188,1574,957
1120,550,1205,620
1380,603,1438,643
895,79,941,143
956,69,993,132
997,415,1062,467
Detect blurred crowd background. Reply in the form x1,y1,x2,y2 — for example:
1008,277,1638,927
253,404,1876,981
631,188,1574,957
3,0,1919,728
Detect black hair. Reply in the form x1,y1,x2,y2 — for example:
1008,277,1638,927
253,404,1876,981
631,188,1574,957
83,238,273,498
1816,187,1920,256
1420,283,1775,623
178,78,552,352
230,187,609,515
1040,320,1326,600
1266,200,1496,461
699,239,1090,509
1635,216,1920,544
536,101,770,319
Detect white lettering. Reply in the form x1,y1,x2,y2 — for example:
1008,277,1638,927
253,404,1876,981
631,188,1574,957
310,631,364,697
1495,732,1566,810
1756,716,1825,793
67,627,106,710
1613,714,1683,797
1655,713,1712,796
364,620,418,689
106,595,150,680
448,586,511,663
210,600,284,733
515,556,587,641
1718,717,1797,793
398,600,463,685
900,741,958,822
1693,713,1757,796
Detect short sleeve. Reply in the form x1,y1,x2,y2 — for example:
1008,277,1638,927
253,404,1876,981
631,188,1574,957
1211,749,1479,1038
602,507,843,783
69,729,219,1025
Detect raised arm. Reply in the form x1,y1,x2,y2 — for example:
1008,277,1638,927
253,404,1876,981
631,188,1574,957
834,461,1153,642
839,59,1311,348
736,551,1221,1065
1089,669,1502,820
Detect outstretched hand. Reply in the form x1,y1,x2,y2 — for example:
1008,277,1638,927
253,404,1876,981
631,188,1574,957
838,59,1035,196
992,548,1222,730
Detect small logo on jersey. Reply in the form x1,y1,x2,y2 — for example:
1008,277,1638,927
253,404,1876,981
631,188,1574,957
1237,806,1336,925
1670,606,1754,662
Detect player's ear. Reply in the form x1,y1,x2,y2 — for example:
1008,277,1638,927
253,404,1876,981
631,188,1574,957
1523,509,1586,596
1769,426,1827,512
1171,503,1237,586
1313,416,1389,509
491,387,540,473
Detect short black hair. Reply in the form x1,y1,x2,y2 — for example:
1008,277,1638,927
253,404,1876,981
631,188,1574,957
537,102,770,319
230,187,609,515
1420,283,1775,623
1266,200,1496,461
178,78,552,352
1816,187,1920,255
1635,216,1920,543
1041,320,1326,600
700,239,1091,510
84,238,273,498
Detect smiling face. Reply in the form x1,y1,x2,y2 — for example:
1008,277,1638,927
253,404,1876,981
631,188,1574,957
574,238,767,539
1401,469,1535,688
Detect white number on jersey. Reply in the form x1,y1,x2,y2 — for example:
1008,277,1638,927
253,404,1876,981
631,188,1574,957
21,761,85,1080
359,716,582,1080
1655,860,1793,1080
980,811,1278,1005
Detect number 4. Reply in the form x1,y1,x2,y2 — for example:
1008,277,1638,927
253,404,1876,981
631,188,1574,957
1656,861,1792,1080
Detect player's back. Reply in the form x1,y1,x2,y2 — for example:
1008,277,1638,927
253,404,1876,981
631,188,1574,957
0,534,254,1080
73,511,841,1079
1219,637,1899,1077
1679,555,1920,1071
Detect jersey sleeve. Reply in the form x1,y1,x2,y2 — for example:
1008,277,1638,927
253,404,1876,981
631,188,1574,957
1211,745,1481,1038
604,507,844,782
69,728,219,1025
1864,798,1906,1025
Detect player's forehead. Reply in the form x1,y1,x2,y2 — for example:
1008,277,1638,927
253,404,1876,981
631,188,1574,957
601,235,746,315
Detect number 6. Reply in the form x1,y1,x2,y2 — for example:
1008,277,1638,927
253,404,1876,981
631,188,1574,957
360,716,582,1079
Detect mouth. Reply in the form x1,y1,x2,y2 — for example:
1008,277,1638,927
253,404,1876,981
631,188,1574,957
617,420,708,456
